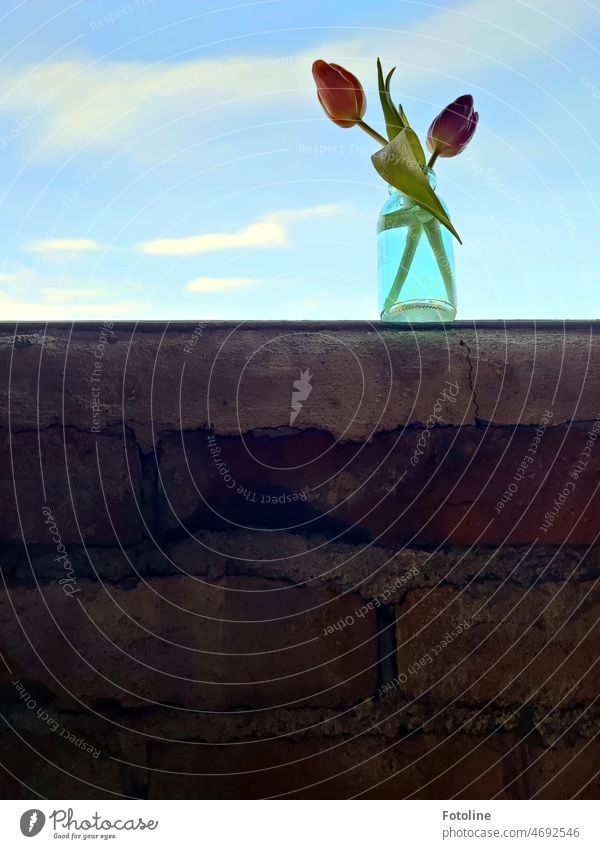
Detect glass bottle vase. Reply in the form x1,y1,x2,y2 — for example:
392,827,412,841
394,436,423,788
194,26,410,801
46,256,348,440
378,169,456,322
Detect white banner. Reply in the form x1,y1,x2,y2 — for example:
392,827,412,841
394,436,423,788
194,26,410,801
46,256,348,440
0,800,597,848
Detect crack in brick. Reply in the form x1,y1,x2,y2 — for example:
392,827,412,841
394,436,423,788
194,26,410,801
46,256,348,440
459,338,482,423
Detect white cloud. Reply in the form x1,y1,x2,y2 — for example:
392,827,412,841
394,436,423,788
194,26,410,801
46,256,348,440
0,0,587,155
137,204,343,257
138,220,288,257
186,277,257,293
0,272,19,282
26,238,106,254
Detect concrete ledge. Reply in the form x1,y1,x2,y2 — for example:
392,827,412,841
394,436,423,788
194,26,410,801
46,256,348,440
2,322,599,448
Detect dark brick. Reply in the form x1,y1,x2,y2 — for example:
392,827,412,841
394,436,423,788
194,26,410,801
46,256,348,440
393,582,599,707
148,733,518,799
0,428,143,545
0,576,377,710
521,740,600,798
0,725,136,799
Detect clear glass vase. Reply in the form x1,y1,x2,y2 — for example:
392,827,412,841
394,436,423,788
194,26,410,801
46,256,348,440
378,168,457,322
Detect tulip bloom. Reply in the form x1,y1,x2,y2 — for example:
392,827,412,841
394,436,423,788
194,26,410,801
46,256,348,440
427,95,479,165
312,59,367,128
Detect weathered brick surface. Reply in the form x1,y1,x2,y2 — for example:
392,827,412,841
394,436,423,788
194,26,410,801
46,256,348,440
157,425,600,545
1,700,597,798
0,577,377,710
2,723,596,800
2,534,599,597
0,428,143,545
147,733,518,799
394,582,599,707
1,322,599,800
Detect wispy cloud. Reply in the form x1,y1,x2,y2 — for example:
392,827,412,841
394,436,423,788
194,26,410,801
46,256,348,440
137,204,343,257
0,266,144,319
0,0,587,156
0,294,143,320
272,204,345,222
186,277,257,293
26,238,106,254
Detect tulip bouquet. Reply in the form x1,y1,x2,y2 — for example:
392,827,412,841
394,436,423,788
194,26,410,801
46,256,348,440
312,59,478,320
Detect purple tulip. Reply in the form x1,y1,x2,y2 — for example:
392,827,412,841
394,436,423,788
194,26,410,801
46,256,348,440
427,95,479,163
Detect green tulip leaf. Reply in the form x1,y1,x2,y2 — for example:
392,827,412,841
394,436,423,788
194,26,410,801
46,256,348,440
385,67,397,102
377,58,404,141
397,105,426,165
403,124,426,166
371,130,461,242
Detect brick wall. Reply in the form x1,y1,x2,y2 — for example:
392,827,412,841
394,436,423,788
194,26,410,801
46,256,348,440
0,321,598,799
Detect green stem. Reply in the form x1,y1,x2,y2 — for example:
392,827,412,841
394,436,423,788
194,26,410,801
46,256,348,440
383,222,423,315
427,149,440,169
357,120,388,147
422,218,455,304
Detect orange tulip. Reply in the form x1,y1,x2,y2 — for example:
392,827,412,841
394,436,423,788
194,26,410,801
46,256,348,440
312,59,366,128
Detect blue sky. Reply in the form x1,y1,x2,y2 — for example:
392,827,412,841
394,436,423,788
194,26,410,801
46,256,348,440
1,0,599,320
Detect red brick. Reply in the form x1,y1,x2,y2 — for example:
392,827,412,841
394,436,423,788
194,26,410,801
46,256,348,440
157,425,600,546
